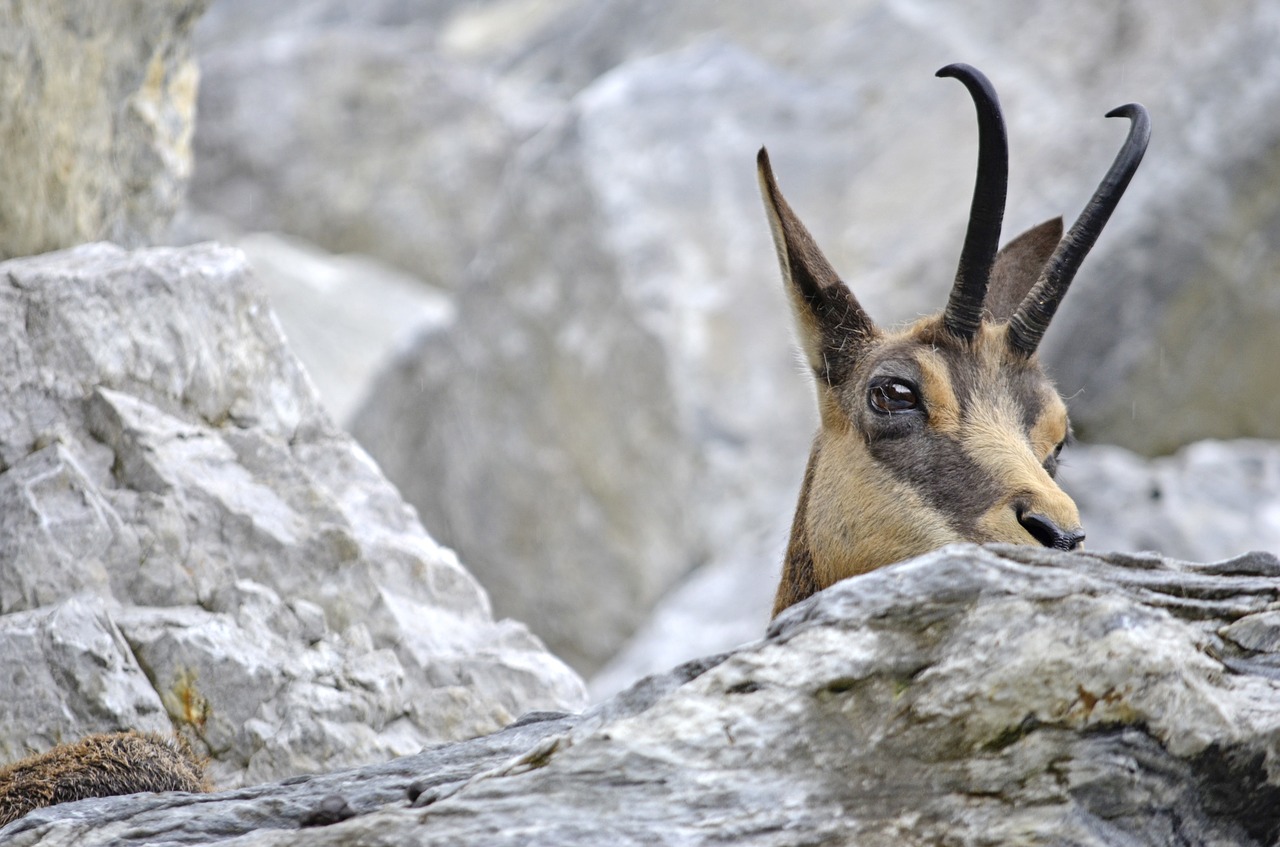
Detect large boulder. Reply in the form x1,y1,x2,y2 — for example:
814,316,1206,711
0,0,207,259
7,545,1280,845
351,41,823,675
0,243,585,788
188,24,551,291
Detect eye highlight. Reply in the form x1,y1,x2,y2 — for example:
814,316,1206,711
868,377,920,414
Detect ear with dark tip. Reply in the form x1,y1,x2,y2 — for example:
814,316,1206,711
984,217,1064,323
757,147,877,384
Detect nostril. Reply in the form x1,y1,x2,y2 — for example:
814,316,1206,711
1018,511,1085,551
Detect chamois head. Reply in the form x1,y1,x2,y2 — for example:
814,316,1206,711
762,64,1150,618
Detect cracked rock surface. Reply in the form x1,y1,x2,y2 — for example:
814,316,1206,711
6,545,1280,845
0,243,585,789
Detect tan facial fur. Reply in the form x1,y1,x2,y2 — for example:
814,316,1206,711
804,424,957,588
802,322,1081,594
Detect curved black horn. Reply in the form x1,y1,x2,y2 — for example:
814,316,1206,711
936,63,1009,341
1007,103,1151,357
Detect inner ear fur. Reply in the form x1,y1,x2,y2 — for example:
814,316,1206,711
983,217,1063,323
757,148,877,385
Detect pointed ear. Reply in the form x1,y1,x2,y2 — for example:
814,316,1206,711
983,217,1063,323
757,148,876,385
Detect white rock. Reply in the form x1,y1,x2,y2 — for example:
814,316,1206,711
0,597,171,763
0,243,585,787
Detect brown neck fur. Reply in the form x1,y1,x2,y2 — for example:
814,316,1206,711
772,441,823,617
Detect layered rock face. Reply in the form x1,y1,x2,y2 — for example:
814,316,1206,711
0,1,207,258
7,546,1280,845
0,244,585,789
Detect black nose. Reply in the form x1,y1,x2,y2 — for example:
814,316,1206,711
1018,511,1085,551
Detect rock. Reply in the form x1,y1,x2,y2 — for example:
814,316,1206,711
193,0,484,52
0,243,585,788
352,40,829,675
0,0,207,259
213,231,453,426
0,598,172,765
189,24,554,289
591,438,1280,700
8,546,1280,845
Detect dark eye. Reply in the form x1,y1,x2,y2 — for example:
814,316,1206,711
868,377,919,414
1043,440,1066,477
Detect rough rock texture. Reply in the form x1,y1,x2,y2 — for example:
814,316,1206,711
0,0,207,259
0,243,585,788
592,439,1280,699
8,546,1280,845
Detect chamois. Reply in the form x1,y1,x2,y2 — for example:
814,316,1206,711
761,64,1150,617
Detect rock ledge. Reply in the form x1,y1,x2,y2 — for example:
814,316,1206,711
7,545,1280,846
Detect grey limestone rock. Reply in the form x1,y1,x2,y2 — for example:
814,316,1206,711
7,546,1280,845
189,24,553,291
217,232,454,426
0,597,173,765
0,243,585,789
0,0,208,259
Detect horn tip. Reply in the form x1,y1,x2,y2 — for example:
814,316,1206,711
1105,103,1148,121
935,63,968,79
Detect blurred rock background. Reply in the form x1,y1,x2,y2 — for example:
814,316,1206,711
4,0,1280,720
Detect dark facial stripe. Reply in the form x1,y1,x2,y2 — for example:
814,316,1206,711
1007,366,1049,435
865,428,1006,536
856,337,1052,534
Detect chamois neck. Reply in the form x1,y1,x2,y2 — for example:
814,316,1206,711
772,441,823,618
